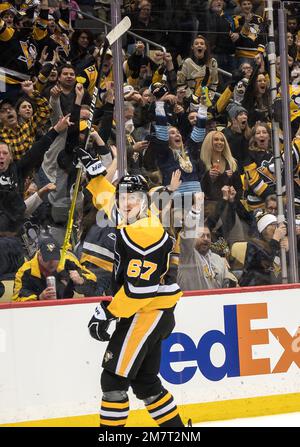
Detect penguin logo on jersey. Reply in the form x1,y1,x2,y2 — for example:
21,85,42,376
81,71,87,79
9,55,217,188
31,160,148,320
272,256,281,278
241,22,260,41
104,350,113,363
50,33,70,57
0,174,16,188
19,41,37,70
256,158,276,184
290,86,300,111
248,24,259,40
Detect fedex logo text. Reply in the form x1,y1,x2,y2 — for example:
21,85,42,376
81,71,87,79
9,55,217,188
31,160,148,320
160,303,300,383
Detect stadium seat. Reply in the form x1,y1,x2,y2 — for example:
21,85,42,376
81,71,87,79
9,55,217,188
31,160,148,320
231,242,248,268
230,242,248,281
0,280,14,303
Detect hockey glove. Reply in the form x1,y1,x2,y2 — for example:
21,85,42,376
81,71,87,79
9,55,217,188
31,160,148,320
75,147,107,178
88,302,115,342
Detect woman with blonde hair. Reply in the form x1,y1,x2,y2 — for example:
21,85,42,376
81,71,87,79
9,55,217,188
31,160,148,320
200,130,242,201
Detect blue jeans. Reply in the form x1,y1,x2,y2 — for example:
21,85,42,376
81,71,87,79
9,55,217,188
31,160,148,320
34,166,51,189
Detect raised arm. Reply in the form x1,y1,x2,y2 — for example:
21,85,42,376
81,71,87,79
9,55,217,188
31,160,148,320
180,192,204,261
18,115,73,177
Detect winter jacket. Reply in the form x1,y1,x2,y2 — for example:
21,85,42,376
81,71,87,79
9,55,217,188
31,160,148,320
239,238,281,286
0,129,59,232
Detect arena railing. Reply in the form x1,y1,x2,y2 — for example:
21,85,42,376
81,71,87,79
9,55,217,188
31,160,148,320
72,7,233,79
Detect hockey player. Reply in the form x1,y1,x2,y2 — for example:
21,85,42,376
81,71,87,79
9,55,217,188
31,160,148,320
77,150,184,427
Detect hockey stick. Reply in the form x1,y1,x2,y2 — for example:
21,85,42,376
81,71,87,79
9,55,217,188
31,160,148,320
58,16,131,270
81,15,131,149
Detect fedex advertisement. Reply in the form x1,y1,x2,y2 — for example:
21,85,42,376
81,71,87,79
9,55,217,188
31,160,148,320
160,288,300,403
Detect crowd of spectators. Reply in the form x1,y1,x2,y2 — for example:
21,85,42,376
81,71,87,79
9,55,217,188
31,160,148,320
0,0,300,302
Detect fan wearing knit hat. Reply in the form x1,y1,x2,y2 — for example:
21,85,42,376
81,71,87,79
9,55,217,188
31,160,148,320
227,103,248,121
256,212,277,234
239,212,287,287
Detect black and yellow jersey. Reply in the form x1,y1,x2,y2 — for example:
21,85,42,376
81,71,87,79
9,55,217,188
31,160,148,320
77,65,113,105
87,174,116,220
109,214,182,318
34,7,71,61
76,64,98,98
84,175,117,272
286,137,300,206
80,217,116,274
243,149,275,209
233,14,265,59
0,2,11,13
0,10,48,85
0,2,37,14
123,57,162,90
86,175,182,318
244,137,300,209
13,251,96,302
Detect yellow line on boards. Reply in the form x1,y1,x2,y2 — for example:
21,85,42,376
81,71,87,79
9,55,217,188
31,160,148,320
1,393,300,427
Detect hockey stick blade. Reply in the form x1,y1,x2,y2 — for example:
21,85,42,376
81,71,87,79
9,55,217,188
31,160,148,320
106,16,131,47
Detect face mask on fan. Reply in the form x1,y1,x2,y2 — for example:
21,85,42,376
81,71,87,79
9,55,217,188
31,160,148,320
125,119,135,134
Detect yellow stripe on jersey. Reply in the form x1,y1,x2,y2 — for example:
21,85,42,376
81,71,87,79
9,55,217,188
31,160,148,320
142,291,182,311
12,259,39,302
146,392,173,411
244,160,270,197
235,49,260,59
152,69,163,85
99,418,128,426
101,401,130,409
108,287,154,318
216,86,233,114
156,408,180,425
108,285,181,318
170,256,179,266
116,310,162,377
0,19,14,41
81,254,114,272
0,3,11,12
12,293,37,302
0,74,20,85
173,235,180,255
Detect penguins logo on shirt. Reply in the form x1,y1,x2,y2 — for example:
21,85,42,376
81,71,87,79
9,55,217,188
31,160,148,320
290,85,300,111
50,33,70,57
18,41,37,70
0,174,15,188
256,158,277,184
241,22,260,41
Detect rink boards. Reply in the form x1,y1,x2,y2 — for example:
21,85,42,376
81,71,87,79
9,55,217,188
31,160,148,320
0,284,300,426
